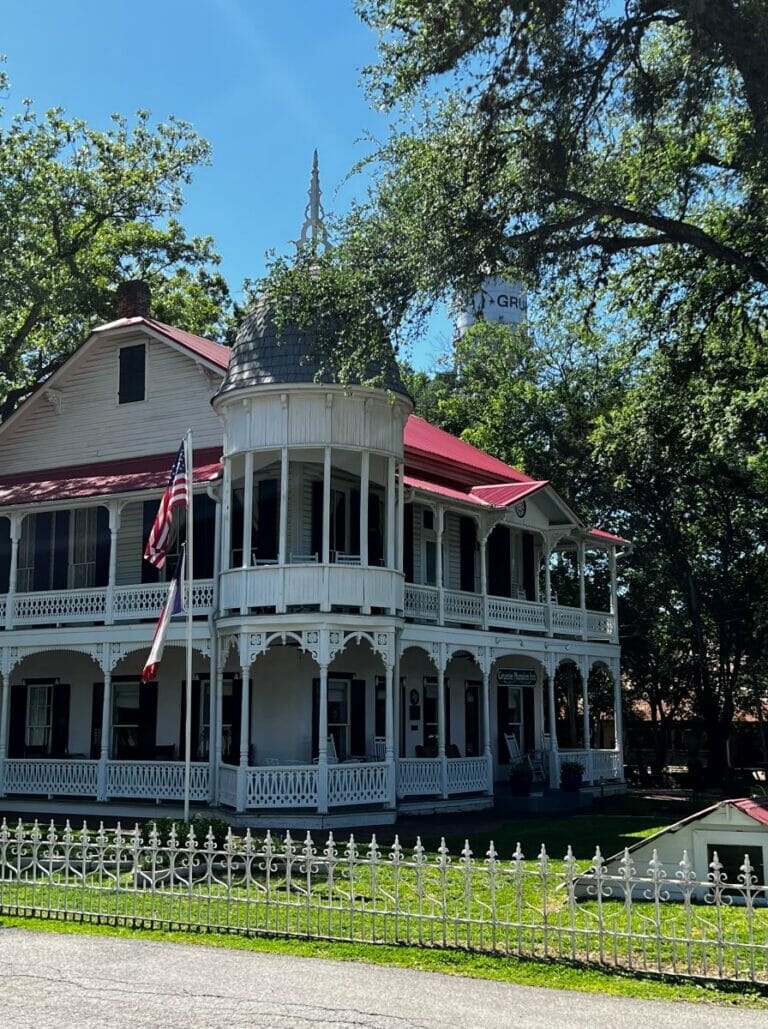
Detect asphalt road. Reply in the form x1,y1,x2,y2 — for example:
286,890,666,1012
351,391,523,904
0,928,764,1028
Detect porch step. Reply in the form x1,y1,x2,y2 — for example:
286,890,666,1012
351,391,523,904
398,797,494,817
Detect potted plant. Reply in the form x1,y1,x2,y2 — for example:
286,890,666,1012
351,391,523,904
509,760,534,797
559,760,585,792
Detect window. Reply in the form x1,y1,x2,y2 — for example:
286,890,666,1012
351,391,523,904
327,679,350,760
112,680,140,758
118,344,146,404
26,684,52,751
71,508,98,588
17,515,35,593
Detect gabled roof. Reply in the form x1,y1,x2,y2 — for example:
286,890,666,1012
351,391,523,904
404,416,532,487
94,316,231,370
404,474,491,508
0,448,223,508
587,527,630,546
469,481,549,506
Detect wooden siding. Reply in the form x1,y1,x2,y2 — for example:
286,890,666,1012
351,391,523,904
0,330,224,474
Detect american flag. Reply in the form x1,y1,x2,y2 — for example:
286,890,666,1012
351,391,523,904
142,547,185,683
144,442,189,569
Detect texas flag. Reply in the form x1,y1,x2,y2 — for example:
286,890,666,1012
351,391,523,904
141,547,186,683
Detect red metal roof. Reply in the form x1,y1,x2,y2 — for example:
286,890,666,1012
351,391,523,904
587,527,630,545
404,416,532,487
0,448,223,507
733,798,768,826
403,474,490,507
95,316,232,370
470,481,548,506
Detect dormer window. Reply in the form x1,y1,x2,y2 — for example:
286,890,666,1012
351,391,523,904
118,343,146,404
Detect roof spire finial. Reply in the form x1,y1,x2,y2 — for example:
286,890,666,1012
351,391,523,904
298,149,330,254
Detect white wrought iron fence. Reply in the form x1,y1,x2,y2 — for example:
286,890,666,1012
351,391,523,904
1,820,767,985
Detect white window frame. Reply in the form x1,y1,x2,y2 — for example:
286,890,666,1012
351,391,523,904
26,683,53,751
327,678,350,761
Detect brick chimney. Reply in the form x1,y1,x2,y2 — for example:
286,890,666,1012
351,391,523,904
116,280,151,319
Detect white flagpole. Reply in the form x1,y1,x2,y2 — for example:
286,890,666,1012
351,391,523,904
184,428,194,823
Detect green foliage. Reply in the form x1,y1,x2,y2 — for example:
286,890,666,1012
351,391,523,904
0,78,233,419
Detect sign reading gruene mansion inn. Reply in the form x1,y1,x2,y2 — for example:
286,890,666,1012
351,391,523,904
0,280,626,821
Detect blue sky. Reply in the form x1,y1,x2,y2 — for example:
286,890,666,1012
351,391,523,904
3,0,452,368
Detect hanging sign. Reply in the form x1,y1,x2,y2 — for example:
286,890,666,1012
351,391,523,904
496,668,537,687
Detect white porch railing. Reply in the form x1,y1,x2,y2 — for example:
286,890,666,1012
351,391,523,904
403,585,614,640
106,761,209,801
0,579,215,629
397,758,441,797
218,764,238,808
328,762,390,806
244,765,318,809
445,756,488,793
3,759,99,796
548,748,623,785
219,565,402,615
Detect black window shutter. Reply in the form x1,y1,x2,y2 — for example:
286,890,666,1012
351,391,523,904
311,678,319,758
350,678,366,756
0,517,10,593
193,493,216,578
350,489,360,556
459,517,476,592
445,680,451,746
497,684,511,764
179,679,203,761
50,683,71,757
403,504,414,582
94,507,110,587
33,512,52,591
91,682,104,759
9,684,26,758
118,344,146,404
138,681,158,759
142,502,160,583
522,532,536,600
368,492,384,565
488,526,511,597
50,511,70,590
310,480,323,558
256,479,278,560
523,686,535,754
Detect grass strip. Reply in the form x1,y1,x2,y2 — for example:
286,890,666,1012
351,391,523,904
2,913,767,1010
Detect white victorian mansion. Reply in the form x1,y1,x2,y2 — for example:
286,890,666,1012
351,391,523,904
0,159,627,824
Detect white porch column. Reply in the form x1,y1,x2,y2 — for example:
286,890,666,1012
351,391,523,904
396,463,404,574
437,652,448,799
384,662,396,808
4,515,21,630
481,650,493,795
579,655,592,781
240,452,254,616
436,508,445,625
386,456,396,570
278,447,289,565
609,546,619,641
612,656,625,780
221,459,232,572
0,659,9,797
97,669,112,802
360,451,369,566
479,530,489,630
578,542,587,640
543,539,553,637
317,662,329,814
545,655,559,787
236,664,250,812
105,503,120,625
322,446,331,565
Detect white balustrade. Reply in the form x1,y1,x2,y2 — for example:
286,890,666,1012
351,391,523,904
3,759,99,796
446,757,487,794
113,581,214,620
590,749,623,780
551,606,584,635
586,610,615,637
327,762,390,806
486,595,547,632
217,765,238,808
219,565,401,615
106,761,209,800
443,589,483,625
396,758,442,797
553,749,622,785
403,584,439,621
245,765,318,808
13,588,106,625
